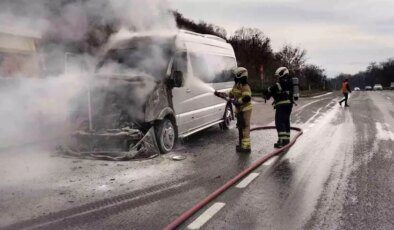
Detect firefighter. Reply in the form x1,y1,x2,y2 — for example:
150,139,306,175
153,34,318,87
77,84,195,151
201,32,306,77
263,67,295,148
215,67,252,153
339,79,351,107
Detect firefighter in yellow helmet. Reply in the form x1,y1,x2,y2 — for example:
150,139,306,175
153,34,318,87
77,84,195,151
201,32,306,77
215,67,252,153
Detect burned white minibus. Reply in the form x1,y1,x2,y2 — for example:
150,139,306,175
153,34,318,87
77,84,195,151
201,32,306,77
68,30,237,157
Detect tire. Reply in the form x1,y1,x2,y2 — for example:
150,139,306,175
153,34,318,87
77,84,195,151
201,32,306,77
219,104,235,130
155,118,177,153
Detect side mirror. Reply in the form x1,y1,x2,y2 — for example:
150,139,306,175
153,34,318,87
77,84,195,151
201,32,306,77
172,71,184,88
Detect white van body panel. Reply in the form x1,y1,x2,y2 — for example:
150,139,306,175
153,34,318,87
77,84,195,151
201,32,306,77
172,30,236,136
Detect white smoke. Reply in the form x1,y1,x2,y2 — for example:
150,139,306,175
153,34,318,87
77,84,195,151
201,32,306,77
0,0,177,149
0,0,176,40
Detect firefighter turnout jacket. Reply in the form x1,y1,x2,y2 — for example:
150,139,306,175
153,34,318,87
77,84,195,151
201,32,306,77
229,82,252,151
229,83,253,112
266,76,294,107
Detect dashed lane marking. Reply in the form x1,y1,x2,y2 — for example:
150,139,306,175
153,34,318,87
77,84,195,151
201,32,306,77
236,173,260,188
187,202,226,229
263,156,279,166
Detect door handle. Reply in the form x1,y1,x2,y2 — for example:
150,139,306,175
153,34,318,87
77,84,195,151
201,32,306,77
186,89,192,93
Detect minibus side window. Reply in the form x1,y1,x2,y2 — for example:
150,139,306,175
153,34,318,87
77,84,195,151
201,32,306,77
212,56,236,83
189,53,210,82
190,53,236,83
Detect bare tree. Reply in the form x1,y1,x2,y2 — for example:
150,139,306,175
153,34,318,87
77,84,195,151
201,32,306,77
275,44,307,77
229,27,274,89
301,64,326,91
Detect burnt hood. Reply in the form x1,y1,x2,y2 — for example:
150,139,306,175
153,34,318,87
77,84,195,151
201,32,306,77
70,73,158,132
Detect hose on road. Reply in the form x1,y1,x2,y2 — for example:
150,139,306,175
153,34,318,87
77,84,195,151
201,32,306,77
164,125,303,230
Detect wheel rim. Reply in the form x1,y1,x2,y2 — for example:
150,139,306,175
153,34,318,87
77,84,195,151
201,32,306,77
161,120,175,151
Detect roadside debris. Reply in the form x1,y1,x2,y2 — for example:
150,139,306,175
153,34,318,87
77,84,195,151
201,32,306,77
171,155,186,161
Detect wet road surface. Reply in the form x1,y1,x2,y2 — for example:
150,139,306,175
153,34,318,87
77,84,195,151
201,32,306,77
0,91,393,229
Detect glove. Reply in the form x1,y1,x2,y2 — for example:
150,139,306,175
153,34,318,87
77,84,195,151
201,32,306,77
214,91,227,99
232,99,242,107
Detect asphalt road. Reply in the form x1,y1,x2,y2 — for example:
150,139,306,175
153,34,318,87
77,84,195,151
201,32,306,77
0,91,393,230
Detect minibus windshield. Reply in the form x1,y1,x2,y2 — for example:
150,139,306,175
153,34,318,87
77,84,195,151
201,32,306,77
96,37,174,79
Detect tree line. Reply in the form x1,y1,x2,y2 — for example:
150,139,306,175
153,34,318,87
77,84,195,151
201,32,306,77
330,59,394,90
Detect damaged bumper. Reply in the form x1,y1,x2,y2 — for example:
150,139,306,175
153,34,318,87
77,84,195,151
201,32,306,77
73,128,143,143
61,127,160,160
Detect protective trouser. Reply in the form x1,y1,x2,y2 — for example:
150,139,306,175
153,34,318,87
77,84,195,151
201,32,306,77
236,110,252,150
339,93,349,106
275,103,293,143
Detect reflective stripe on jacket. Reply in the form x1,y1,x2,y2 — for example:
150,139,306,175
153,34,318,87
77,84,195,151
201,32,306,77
268,82,292,108
275,100,291,106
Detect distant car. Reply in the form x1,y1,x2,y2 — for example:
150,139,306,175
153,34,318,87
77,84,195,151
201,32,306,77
373,84,383,90
390,82,394,90
365,86,372,91
354,87,360,91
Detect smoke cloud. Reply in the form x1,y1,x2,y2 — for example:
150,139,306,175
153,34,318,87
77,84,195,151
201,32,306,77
0,0,176,39
0,0,176,149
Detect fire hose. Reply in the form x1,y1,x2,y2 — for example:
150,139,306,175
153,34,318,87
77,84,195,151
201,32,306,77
164,125,303,230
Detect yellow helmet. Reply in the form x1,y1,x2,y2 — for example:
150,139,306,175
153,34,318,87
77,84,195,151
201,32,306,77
232,67,248,79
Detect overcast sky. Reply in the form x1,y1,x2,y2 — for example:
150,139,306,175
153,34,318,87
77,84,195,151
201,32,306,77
170,0,394,77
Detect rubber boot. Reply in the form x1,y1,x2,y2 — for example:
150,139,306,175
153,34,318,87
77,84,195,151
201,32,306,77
282,139,290,146
238,147,251,153
274,140,283,148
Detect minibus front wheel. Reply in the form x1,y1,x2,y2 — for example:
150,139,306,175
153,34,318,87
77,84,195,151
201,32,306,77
220,104,235,130
155,117,177,153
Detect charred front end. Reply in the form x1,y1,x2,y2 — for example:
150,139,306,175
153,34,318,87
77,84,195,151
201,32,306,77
63,36,176,159
65,75,159,158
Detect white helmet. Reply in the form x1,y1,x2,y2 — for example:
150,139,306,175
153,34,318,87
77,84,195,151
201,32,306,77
233,67,248,79
275,67,289,78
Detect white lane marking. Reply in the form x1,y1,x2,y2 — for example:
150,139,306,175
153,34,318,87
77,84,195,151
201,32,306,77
263,156,279,166
187,202,226,229
296,98,327,111
236,173,260,188
312,92,333,98
303,106,324,125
